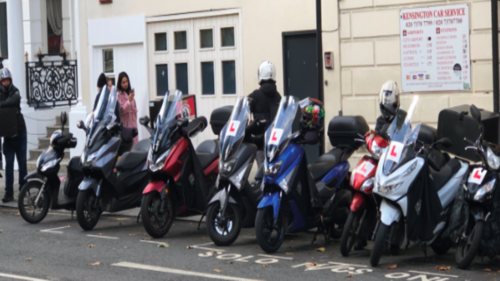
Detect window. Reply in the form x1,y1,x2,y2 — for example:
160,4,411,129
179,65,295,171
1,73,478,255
200,29,213,49
155,33,167,51
175,63,188,95
103,49,114,73
201,62,215,95
222,61,236,94
221,27,235,47
0,3,7,58
47,0,63,54
174,31,187,50
156,64,169,96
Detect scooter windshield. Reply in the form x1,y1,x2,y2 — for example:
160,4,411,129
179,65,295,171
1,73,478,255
220,97,250,161
382,96,421,175
265,96,299,163
152,90,183,152
87,86,118,148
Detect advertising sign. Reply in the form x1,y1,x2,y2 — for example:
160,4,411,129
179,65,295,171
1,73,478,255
400,4,470,92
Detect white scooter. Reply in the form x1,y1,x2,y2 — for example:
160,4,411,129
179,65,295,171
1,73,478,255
370,96,468,266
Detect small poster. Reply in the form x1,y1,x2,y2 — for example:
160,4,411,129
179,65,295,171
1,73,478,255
400,4,471,92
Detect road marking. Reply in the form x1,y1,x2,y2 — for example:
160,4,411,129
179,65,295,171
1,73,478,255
258,254,293,260
328,261,368,268
190,242,225,252
112,262,264,281
0,272,49,281
140,240,163,244
87,234,119,240
408,271,459,278
40,226,71,234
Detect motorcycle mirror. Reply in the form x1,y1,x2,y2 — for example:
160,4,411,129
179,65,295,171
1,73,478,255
77,120,87,132
177,118,188,128
60,112,67,128
470,104,481,123
139,116,150,127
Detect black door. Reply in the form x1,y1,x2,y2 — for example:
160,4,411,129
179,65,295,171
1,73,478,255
283,31,321,163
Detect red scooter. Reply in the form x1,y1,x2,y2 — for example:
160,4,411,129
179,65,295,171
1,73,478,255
340,133,388,256
139,91,221,238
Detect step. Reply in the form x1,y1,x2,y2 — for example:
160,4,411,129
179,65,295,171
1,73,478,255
46,126,69,138
55,115,61,126
28,159,70,173
38,137,51,149
30,149,70,161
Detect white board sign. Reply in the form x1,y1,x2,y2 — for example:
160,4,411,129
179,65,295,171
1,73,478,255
400,4,471,92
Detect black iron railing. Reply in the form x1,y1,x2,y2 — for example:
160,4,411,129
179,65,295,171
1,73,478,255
25,53,78,109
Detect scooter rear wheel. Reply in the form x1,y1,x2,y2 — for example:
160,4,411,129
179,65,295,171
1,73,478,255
370,221,390,267
18,181,50,224
206,202,241,246
456,220,484,269
141,192,175,238
255,206,285,253
76,190,101,231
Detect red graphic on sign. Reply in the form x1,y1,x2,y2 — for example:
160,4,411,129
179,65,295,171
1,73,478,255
229,122,236,133
403,30,407,36
359,164,367,173
390,146,398,157
271,131,278,142
436,27,440,34
473,170,482,179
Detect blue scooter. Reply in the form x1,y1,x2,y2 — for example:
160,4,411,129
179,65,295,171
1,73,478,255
255,96,369,253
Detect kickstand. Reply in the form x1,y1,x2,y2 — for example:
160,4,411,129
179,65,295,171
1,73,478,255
324,227,330,245
137,211,141,223
197,213,205,230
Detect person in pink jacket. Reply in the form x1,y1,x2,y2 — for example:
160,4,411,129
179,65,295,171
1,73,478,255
116,72,138,145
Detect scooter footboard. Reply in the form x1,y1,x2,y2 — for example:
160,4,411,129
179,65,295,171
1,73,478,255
257,192,281,219
380,199,401,226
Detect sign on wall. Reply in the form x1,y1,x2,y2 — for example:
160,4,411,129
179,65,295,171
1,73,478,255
400,4,470,92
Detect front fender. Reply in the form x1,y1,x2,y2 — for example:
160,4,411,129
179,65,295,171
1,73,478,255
24,171,45,183
257,192,281,219
379,199,401,226
208,188,237,206
143,181,166,195
350,192,366,212
78,178,99,196
470,205,488,222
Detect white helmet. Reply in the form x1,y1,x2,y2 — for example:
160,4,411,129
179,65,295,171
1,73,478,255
258,61,276,84
379,80,400,121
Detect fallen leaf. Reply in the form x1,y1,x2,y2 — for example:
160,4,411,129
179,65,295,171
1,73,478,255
227,261,233,265
316,247,325,252
13,212,20,216
387,264,397,269
158,243,169,248
484,268,492,272
306,263,318,267
435,265,451,271
88,244,96,248
141,238,151,241
91,262,100,266
97,233,103,236
262,264,268,268
124,246,128,249
347,274,353,278
129,234,137,237
186,246,193,249
0,230,2,233
26,258,32,262
68,224,71,227
214,269,221,273
40,238,45,240
286,252,293,256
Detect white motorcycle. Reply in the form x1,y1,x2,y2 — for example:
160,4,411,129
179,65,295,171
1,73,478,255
370,96,469,266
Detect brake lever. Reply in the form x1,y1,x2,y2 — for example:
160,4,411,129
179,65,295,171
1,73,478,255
354,138,365,143
465,146,476,151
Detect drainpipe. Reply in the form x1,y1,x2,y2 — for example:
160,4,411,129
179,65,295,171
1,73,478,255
316,0,324,102
492,0,499,114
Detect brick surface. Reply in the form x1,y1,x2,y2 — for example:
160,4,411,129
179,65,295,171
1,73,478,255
341,41,374,66
351,9,399,38
352,67,401,95
340,13,351,39
339,0,373,10
375,39,400,65
342,97,378,123
342,70,352,95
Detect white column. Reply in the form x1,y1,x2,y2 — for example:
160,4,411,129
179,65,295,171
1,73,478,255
68,0,87,158
6,0,26,101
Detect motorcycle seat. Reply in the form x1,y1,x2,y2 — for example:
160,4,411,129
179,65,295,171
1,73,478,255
430,158,461,191
116,151,148,171
196,139,219,169
308,148,343,181
132,139,151,152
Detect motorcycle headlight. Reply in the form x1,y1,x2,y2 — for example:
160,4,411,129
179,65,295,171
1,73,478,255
370,142,384,160
360,177,375,192
149,148,171,172
265,161,283,177
474,178,496,201
41,159,61,172
486,146,500,170
219,159,236,175
378,182,402,194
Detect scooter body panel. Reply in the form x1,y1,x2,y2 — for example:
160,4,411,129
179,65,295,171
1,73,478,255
143,181,167,195
163,137,189,182
350,192,367,212
379,199,401,226
437,161,468,209
257,192,281,219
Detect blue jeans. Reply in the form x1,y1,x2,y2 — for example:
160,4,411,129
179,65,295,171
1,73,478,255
3,130,27,196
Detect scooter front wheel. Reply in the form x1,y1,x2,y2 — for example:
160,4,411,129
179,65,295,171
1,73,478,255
141,192,175,238
255,206,285,253
18,181,50,224
207,202,241,246
370,221,390,267
456,220,484,269
76,190,101,231
340,211,362,257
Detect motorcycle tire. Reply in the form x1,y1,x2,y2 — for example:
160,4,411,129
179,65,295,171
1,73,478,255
76,190,101,231
141,192,175,238
207,202,241,246
255,206,285,253
456,220,484,269
340,211,362,257
370,221,390,267
18,181,50,224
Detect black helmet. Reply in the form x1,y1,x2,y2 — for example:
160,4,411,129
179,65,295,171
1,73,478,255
379,80,400,122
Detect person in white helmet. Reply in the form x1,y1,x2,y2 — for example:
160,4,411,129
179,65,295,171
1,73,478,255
246,61,282,167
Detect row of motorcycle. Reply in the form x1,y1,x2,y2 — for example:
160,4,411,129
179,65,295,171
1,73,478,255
17,87,497,270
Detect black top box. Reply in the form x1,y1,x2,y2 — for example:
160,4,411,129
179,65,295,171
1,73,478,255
210,106,233,135
328,116,369,150
437,104,499,162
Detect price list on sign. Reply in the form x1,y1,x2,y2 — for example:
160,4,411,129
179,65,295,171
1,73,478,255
400,4,471,92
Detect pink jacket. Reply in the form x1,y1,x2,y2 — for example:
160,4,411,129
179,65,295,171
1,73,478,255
117,90,138,145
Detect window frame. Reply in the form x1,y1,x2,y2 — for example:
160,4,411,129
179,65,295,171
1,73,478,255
154,32,168,53
220,26,236,49
173,30,189,52
102,48,114,75
198,27,215,51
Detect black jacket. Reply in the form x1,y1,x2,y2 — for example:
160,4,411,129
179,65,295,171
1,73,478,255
248,81,281,135
0,84,26,134
375,109,407,140
93,91,121,124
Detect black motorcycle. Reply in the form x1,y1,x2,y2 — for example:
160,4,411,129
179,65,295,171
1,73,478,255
18,112,83,223
456,104,499,269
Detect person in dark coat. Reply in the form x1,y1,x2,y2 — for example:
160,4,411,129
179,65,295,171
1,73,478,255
0,68,27,203
247,61,282,167
93,73,121,124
